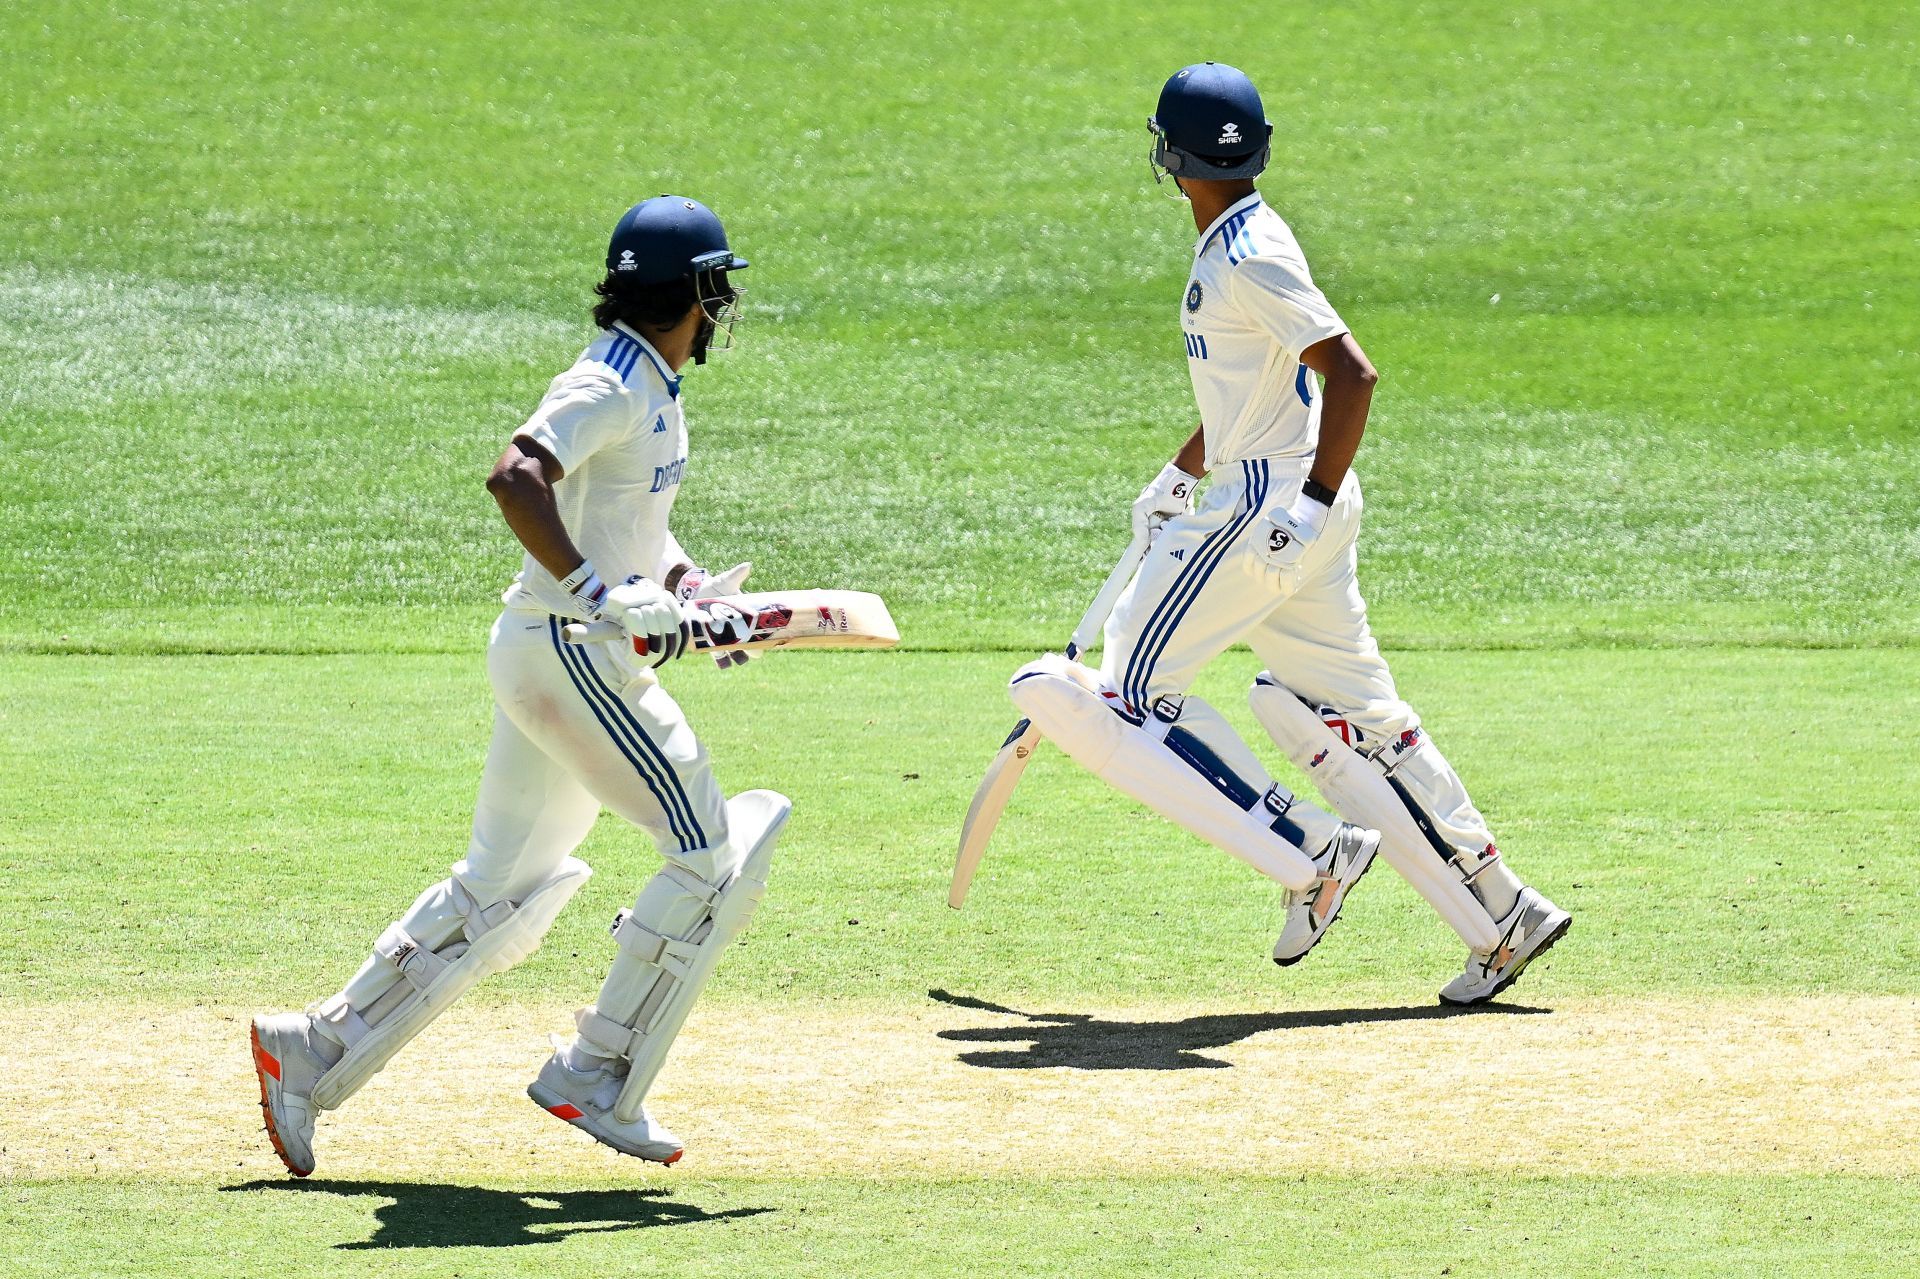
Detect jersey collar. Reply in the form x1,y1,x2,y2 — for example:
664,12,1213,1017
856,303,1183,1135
1195,193,1265,257
611,321,681,399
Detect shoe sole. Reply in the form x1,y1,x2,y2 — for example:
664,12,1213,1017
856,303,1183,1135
527,1081,684,1165
1273,834,1381,968
1439,913,1573,1006
249,1020,313,1178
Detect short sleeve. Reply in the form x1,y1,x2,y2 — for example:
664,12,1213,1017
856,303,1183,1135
1227,254,1348,359
514,368,634,475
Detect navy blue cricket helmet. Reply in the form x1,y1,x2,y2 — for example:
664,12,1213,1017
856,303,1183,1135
606,195,748,287
1149,62,1272,183
604,195,750,361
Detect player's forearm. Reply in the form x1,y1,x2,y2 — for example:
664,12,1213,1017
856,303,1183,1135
487,440,588,581
1301,334,1378,493
656,531,695,593
1173,424,1208,478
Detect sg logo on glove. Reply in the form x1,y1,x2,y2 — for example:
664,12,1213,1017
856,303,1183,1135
1267,526,1293,554
701,601,755,648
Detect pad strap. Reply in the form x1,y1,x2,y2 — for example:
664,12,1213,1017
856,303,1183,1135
315,993,372,1047
374,924,451,993
610,910,705,980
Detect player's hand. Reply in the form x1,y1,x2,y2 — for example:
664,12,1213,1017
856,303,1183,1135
1255,492,1331,577
1132,462,1200,545
676,562,754,669
675,560,751,601
597,578,691,667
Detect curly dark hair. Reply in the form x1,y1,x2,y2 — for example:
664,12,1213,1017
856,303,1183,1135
591,272,700,332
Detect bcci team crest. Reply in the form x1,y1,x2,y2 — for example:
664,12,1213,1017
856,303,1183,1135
1185,280,1203,312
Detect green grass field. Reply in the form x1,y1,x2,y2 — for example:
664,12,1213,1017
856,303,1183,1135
4,1,1917,1275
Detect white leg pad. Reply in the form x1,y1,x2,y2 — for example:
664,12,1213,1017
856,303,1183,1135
1008,653,1318,891
1169,695,1345,855
310,856,591,1110
1250,676,1501,951
605,789,792,1123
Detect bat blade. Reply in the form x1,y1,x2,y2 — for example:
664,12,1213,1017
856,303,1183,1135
949,718,1041,908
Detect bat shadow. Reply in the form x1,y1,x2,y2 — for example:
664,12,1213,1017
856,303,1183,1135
222,1178,772,1249
928,988,1550,1071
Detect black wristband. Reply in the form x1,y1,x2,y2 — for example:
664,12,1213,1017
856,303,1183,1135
1302,477,1339,508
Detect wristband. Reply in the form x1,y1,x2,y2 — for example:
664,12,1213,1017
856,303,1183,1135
1302,477,1338,508
558,559,598,593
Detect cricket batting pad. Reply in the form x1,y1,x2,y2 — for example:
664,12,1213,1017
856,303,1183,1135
572,789,790,1124
311,857,592,1110
1249,676,1501,951
1008,653,1319,892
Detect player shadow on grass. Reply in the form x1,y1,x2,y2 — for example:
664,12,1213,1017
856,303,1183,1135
224,1179,772,1249
928,989,1548,1070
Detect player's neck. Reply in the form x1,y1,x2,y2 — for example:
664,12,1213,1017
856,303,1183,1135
1183,179,1259,235
632,309,704,373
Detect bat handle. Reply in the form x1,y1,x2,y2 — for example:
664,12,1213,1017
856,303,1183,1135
561,621,638,649
1066,531,1150,659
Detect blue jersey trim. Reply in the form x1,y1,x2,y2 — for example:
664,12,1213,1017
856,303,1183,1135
1198,195,1264,256
605,326,682,399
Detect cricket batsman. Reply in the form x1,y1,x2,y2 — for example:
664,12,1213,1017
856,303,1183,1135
251,196,787,1173
1009,63,1571,1003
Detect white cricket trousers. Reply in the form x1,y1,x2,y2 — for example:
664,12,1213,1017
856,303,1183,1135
1099,456,1508,883
458,610,733,904
1101,456,1401,728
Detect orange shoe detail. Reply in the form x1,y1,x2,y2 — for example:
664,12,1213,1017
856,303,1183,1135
663,1148,684,1165
252,1034,283,1082
547,1103,585,1121
249,1023,310,1178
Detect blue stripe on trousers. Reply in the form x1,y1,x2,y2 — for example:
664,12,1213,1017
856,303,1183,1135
569,639,708,851
550,617,705,851
1124,459,1269,709
546,616,703,852
1142,459,1269,695
1121,459,1254,710
1133,459,1269,707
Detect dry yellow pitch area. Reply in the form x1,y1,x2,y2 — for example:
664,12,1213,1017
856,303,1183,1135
6,995,1914,1182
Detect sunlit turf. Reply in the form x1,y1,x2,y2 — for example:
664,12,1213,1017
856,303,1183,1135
5,2,1917,1274
11,1174,1918,1279
4,647,1913,1006
4,1,1917,652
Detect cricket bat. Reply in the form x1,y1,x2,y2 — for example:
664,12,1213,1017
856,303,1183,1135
948,534,1149,908
564,589,898,657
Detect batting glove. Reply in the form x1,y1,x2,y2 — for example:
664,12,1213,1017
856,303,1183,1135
1131,462,1200,545
1255,490,1332,576
597,577,691,667
676,561,753,669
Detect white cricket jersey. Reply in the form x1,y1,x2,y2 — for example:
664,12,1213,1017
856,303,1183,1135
1180,194,1349,469
501,321,689,615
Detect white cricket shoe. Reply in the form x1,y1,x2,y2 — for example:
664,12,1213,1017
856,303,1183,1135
528,1050,685,1165
1272,823,1382,966
250,1012,337,1177
1439,887,1572,1005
